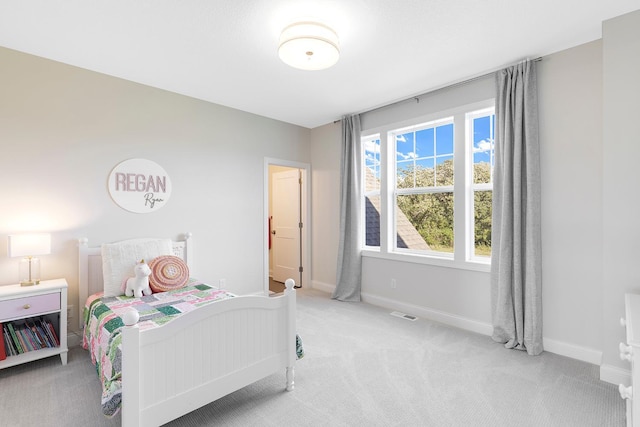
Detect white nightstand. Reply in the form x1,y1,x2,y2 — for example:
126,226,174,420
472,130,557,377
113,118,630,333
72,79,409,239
0,278,68,369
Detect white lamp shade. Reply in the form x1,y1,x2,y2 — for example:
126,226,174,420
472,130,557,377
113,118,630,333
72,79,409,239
278,22,340,71
8,233,51,257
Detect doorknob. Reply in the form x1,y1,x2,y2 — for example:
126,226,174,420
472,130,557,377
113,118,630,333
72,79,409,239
272,230,276,235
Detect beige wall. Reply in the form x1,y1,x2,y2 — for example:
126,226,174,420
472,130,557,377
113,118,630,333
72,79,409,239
0,47,311,330
309,10,639,370
538,40,604,359
602,9,640,378
309,121,341,288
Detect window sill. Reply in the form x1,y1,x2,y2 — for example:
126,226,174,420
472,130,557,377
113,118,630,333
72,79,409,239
361,249,491,273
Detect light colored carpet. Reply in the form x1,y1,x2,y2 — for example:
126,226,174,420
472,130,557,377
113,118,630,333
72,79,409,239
0,288,625,426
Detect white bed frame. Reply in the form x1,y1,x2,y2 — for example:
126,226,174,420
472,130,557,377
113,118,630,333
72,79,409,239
78,233,297,427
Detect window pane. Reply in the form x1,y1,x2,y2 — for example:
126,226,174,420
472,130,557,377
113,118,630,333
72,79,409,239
396,161,414,188
472,115,494,184
435,124,454,155
365,195,381,247
364,137,381,191
396,193,453,253
473,116,492,145
435,157,454,186
415,128,434,157
415,159,435,187
474,190,492,257
396,132,414,161
473,159,491,185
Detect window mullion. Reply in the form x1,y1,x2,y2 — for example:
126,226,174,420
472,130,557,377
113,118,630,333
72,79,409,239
465,110,475,262
380,132,391,254
453,112,467,262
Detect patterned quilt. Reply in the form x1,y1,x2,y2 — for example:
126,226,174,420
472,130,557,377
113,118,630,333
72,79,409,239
83,282,304,418
83,282,237,417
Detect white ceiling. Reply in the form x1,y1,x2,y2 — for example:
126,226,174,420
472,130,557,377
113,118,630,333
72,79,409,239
1,1,638,129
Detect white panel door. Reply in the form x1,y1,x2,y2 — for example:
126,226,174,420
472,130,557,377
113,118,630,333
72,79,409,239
272,169,300,284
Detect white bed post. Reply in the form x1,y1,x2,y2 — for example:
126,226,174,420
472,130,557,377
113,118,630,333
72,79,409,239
284,278,296,391
122,324,141,427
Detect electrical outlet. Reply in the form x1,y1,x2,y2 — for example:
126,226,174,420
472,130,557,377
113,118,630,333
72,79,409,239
391,279,397,289
219,278,226,289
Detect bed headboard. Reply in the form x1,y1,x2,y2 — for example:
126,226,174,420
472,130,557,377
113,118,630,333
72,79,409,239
77,232,193,330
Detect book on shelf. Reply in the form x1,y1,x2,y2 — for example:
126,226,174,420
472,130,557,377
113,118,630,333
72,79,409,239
6,323,23,354
23,322,41,351
17,327,33,352
3,325,17,356
36,323,51,347
3,336,12,357
44,319,60,346
0,322,5,360
0,316,61,357
28,319,48,348
38,319,52,347
25,319,40,348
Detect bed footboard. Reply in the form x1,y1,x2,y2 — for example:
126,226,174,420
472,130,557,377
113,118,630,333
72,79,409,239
121,279,297,427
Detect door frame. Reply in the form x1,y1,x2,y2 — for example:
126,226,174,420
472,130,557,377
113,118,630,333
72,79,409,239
264,157,311,294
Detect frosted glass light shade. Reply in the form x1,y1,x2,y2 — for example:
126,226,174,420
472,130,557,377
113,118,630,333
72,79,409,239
278,22,340,70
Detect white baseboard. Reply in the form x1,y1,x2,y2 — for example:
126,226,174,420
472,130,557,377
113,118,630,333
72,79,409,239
309,281,604,369
67,331,83,348
601,363,631,386
310,280,336,294
542,337,602,366
361,291,493,336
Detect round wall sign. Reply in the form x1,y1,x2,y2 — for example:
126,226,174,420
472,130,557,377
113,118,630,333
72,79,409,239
108,158,172,213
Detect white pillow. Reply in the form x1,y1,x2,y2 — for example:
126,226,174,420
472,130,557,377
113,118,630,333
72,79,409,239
101,238,173,297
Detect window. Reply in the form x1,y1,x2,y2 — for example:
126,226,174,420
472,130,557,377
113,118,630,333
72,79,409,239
361,101,495,269
363,135,381,247
468,108,495,259
394,119,455,254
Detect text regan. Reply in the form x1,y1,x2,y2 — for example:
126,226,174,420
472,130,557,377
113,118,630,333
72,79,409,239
115,173,167,193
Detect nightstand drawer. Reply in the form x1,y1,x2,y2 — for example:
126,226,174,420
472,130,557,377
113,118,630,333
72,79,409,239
0,293,60,322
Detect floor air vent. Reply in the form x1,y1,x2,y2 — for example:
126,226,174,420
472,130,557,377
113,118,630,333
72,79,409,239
390,311,418,321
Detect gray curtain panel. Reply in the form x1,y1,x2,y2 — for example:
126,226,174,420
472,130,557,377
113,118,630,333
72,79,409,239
332,115,363,302
491,60,543,355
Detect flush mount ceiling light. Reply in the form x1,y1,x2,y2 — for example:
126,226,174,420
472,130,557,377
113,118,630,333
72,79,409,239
278,21,340,71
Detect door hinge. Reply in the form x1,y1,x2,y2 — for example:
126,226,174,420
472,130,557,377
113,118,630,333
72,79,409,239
299,266,303,273
299,222,303,228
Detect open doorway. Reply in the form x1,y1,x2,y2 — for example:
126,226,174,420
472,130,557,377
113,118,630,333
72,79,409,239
264,159,310,295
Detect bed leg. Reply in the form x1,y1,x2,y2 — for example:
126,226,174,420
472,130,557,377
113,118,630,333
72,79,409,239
286,366,295,391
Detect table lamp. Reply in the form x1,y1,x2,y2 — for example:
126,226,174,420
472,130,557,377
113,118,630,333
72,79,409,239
8,233,51,286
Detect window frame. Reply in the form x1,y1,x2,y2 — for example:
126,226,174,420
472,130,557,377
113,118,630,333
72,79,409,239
360,99,494,272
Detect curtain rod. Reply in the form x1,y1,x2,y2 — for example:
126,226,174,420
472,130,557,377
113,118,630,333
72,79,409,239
334,57,542,123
